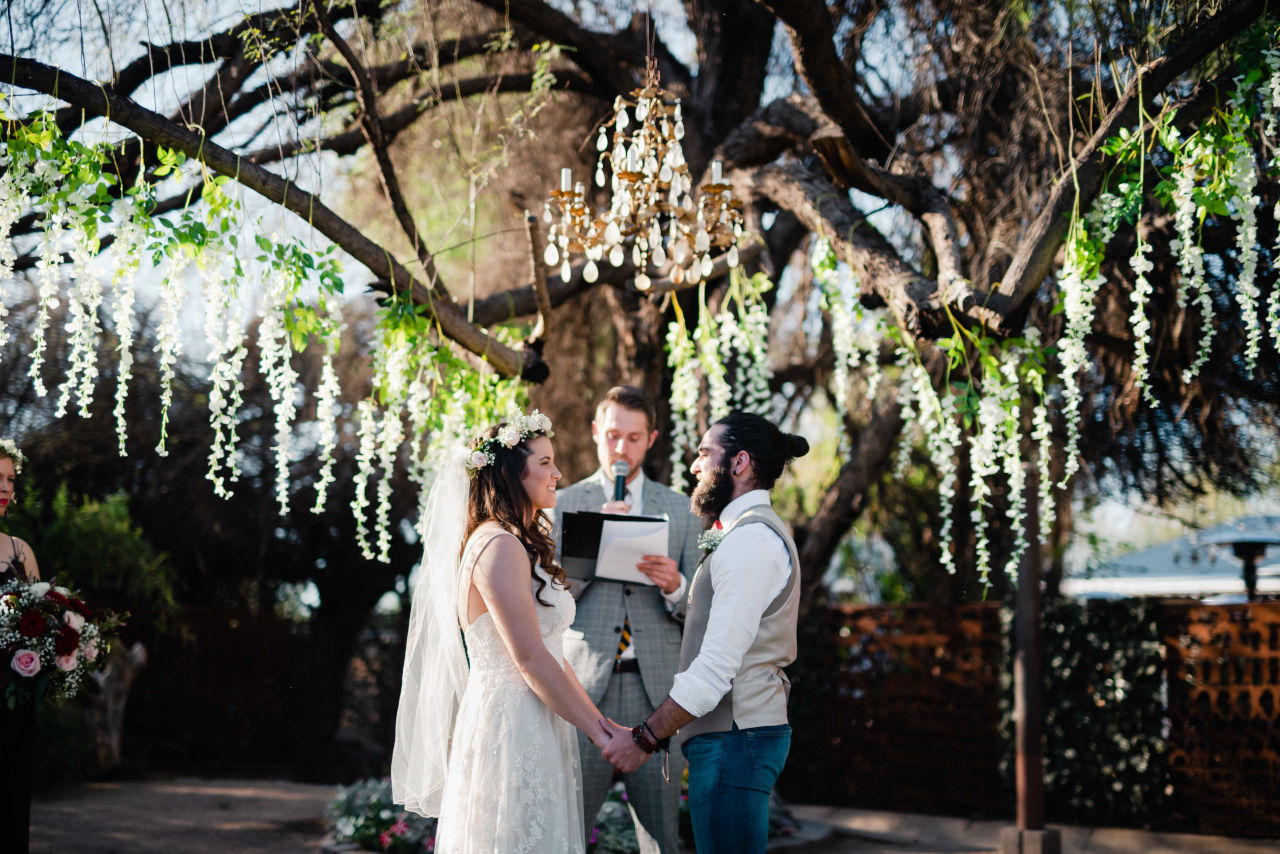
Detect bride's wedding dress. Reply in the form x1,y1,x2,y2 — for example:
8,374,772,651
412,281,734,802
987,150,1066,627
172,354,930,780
433,527,586,854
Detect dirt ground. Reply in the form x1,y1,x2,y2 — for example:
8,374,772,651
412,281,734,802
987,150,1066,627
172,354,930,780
30,777,337,853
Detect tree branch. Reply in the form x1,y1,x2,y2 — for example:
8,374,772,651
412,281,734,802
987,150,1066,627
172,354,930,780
469,0,689,97
242,70,596,164
3,55,535,380
998,0,1268,313
749,161,957,336
311,0,447,295
755,0,892,160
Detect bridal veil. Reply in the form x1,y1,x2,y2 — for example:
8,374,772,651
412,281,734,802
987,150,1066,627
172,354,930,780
391,449,470,817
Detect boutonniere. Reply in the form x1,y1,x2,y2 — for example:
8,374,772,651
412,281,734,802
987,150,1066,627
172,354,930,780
697,522,726,554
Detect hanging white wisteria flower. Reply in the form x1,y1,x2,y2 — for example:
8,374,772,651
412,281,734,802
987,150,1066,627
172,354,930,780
729,293,772,415
1224,83,1263,374
53,215,106,419
666,318,700,493
352,398,381,561
696,310,732,422
915,367,961,575
373,400,406,563
108,215,144,456
891,344,918,479
257,271,301,511
0,155,34,351
1169,144,1216,384
1270,198,1280,344
202,247,249,499
1026,330,1055,546
309,324,345,514
151,253,188,457
28,211,68,398
1127,235,1158,408
1261,46,1280,143
997,351,1028,583
813,240,863,416
1056,214,1106,487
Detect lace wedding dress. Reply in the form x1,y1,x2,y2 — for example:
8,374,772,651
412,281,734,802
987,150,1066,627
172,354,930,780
433,528,586,854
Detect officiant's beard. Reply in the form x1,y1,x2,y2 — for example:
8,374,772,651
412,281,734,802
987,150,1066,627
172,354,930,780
691,460,735,519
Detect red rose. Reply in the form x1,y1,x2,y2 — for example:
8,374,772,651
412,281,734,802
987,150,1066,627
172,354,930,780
70,597,91,618
45,590,70,608
17,611,47,638
55,624,81,655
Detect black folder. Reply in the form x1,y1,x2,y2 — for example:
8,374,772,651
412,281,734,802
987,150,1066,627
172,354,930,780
560,510,667,582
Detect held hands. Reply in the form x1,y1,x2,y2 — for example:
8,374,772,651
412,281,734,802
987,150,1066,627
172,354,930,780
590,719,615,750
598,718,652,772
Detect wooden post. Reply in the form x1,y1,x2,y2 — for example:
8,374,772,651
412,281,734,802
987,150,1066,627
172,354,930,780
1000,463,1061,854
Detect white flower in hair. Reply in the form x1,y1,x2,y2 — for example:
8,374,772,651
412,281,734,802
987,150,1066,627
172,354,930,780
0,438,24,474
463,410,555,477
498,425,523,447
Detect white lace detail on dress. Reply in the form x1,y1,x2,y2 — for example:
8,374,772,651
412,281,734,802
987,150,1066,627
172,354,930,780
434,529,585,854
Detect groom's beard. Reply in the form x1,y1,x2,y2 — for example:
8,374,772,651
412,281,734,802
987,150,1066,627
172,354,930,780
691,460,735,520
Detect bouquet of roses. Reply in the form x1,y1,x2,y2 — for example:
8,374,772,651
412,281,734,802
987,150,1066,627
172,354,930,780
0,578,120,709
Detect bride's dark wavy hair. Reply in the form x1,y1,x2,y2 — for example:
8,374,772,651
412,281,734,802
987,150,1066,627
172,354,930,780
463,423,568,606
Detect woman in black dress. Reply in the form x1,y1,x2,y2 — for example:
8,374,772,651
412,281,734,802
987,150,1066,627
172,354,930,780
0,442,41,853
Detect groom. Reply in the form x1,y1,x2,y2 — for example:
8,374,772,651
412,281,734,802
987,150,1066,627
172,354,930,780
601,410,809,854
552,386,701,854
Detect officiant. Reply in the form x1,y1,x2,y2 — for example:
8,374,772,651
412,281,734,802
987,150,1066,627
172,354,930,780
551,386,701,854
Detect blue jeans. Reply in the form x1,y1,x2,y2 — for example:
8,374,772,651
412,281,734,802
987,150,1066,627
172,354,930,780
681,723,791,854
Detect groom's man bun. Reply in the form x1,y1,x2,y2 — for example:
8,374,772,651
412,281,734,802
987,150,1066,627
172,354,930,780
714,411,809,490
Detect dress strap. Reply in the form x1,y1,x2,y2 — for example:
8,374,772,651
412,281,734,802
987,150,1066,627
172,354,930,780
455,527,520,625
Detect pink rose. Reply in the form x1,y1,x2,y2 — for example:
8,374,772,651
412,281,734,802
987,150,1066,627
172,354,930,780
56,652,78,671
64,611,85,631
81,638,99,662
10,649,40,677
379,830,392,849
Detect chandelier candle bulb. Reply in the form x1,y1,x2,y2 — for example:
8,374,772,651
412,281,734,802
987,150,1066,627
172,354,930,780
561,168,572,192
711,160,723,184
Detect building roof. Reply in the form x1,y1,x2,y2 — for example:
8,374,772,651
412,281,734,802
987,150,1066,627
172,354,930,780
1062,515,1280,600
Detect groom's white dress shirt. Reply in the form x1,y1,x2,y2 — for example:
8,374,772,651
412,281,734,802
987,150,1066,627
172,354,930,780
668,489,791,718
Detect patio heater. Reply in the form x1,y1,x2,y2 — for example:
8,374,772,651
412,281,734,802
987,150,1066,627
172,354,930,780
1202,532,1280,601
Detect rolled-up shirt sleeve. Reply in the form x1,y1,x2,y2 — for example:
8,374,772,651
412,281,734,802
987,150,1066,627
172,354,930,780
668,525,790,717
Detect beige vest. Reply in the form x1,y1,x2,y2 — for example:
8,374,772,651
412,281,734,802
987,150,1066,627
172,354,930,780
678,504,800,739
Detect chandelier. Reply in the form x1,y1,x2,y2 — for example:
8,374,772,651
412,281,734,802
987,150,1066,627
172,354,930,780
543,59,744,290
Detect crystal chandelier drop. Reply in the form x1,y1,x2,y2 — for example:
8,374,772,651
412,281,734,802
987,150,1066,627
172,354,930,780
543,58,744,290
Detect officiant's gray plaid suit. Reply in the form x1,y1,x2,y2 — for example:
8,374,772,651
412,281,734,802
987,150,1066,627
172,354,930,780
552,469,701,854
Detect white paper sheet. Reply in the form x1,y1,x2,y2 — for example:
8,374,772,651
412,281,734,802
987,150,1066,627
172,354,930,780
594,518,669,585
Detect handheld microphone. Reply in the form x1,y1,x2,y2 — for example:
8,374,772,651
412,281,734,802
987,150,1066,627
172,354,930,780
611,460,630,502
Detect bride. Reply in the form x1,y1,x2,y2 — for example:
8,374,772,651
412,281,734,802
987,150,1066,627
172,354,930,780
392,412,612,853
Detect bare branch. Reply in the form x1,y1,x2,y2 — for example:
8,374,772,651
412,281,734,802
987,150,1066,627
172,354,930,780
243,70,596,164
470,0,690,97
755,0,892,160
523,213,554,339
310,0,446,295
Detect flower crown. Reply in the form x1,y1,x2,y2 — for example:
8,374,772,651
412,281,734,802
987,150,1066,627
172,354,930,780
465,411,554,476
0,438,24,475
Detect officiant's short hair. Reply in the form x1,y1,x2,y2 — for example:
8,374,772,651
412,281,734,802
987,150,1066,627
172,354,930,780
596,385,657,432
